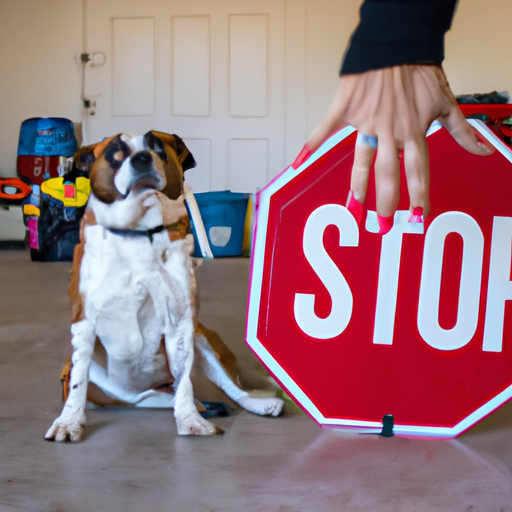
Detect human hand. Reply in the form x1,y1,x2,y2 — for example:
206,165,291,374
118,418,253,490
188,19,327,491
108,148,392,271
292,65,493,234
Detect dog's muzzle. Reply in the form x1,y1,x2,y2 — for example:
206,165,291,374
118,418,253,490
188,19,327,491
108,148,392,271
126,151,165,194
131,150,153,173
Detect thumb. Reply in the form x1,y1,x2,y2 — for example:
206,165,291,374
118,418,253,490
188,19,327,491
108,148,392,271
291,117,347,170
307,117,347,153
292,78,355,169
438,104,494,156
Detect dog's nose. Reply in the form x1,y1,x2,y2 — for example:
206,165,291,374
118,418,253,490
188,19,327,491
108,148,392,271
131,151,152,173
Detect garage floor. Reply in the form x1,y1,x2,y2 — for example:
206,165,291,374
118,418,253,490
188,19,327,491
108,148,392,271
1,248,512,512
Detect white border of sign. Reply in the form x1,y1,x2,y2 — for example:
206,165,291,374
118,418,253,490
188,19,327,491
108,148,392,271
246,120,512,437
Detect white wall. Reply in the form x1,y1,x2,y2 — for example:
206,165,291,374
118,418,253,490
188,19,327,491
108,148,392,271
0,0,511,178
0,0,83,176
304,0,359,136
445,0,512,96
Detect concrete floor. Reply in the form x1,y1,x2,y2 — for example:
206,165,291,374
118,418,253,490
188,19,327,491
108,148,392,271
1,247,512,511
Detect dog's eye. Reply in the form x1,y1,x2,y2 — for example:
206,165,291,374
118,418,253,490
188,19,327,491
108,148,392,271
144,132,168,163
113,150,125,163
104,138,131,170
153,147,168,163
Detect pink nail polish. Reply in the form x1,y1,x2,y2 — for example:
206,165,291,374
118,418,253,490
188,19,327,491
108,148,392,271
292,144,312,169
346,190,365,225
377,214,394,235
408,207,424,224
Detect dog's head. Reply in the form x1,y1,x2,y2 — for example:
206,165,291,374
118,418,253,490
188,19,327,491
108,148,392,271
88,131,196,204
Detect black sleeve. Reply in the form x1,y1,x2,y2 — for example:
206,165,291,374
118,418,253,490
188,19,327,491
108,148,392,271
340,0,458,75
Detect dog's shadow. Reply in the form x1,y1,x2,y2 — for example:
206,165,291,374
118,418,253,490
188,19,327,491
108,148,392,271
81,418,112,439
83,403,240,440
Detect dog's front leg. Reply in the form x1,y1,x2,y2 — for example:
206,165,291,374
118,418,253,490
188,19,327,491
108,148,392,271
167,324,221,436
45,319,96,442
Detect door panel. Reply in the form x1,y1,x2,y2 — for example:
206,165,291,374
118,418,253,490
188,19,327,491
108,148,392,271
111,17,154,116
171,16,210,117
229,14,268,117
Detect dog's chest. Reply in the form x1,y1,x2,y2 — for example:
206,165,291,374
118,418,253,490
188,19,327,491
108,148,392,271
80,225,193,351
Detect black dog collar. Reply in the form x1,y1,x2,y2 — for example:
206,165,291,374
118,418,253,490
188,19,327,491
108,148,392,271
107,224,165,242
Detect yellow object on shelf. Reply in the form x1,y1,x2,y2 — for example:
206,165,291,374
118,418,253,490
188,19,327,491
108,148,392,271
41,177,90,207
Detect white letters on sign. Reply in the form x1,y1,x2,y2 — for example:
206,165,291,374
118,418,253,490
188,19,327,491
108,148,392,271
483,217,512,352
373,211,423,345
417,212,484,351
294,204,358,339
295,206,512,351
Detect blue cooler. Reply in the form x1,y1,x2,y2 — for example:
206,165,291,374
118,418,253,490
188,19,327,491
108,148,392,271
193,191,250,257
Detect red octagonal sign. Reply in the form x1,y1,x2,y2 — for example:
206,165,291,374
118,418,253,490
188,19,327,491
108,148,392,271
246,120,512,437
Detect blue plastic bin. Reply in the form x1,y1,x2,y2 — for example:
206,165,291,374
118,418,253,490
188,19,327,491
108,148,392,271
193,191,249,257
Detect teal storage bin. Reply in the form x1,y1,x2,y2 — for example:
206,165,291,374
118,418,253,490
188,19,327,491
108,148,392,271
193,191,249,257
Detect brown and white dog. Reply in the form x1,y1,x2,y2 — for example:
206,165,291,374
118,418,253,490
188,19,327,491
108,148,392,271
45,131,283,442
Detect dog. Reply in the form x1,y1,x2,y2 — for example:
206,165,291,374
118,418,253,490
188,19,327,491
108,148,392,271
45,131,284,441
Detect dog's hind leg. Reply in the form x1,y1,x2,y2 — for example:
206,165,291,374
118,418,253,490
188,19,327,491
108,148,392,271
166,324,222,435
194,331,284,417
87,360,176,408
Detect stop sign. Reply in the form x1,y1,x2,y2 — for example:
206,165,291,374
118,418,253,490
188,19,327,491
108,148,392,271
246,120,512,438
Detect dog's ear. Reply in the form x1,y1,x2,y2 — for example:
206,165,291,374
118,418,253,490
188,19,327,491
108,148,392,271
93,133,125,159
146,131,196,171
144,131,193,200
89,135,130,204
172,134,196,172
72,133,124,173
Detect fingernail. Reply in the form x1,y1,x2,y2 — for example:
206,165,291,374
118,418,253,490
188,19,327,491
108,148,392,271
476,142,493,155
408,207,424,224
377,214,394,235
292,144,312,169
346,190,365,225
471,126,495,155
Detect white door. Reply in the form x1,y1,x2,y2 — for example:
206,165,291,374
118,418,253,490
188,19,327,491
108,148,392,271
83,0,286,193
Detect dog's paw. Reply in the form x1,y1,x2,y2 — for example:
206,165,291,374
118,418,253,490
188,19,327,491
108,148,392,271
239,396,285,417
45,414,85,442
140,189,159,209
176,412,223,436
119,189,160,226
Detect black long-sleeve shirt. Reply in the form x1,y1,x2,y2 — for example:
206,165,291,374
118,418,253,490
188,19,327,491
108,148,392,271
340,0,459,74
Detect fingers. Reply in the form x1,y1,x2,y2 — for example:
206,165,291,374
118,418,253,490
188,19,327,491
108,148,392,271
351,134,377,201
438,104,494,156
350,134,431,234
292,77,355,169
374,136,401,223
309,77,357,148
294,63,495,230
403,137,430,220
346,133,376,223
292,121,348,170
